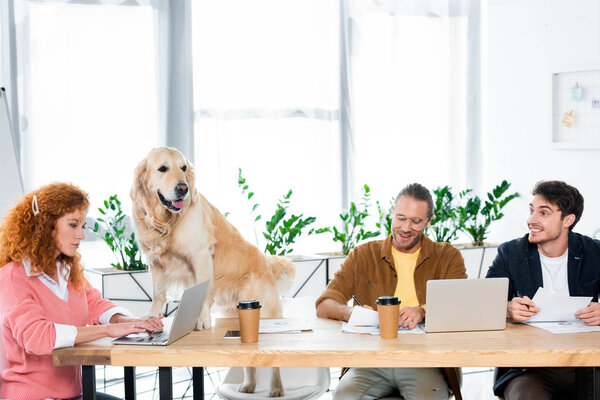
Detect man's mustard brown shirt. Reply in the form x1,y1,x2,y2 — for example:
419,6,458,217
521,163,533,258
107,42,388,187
316,234,467,309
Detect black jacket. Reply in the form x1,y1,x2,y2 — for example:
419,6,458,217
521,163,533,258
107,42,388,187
485,231,600,396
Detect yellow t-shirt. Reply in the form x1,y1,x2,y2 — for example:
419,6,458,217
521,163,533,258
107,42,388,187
391,246,421,307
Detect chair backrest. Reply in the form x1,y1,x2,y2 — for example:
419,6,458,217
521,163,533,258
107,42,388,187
222,367,330,392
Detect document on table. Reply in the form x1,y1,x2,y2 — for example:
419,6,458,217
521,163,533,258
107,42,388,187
527,287,591,322
259,319,313,334
525,320,600,334
343,306,425,335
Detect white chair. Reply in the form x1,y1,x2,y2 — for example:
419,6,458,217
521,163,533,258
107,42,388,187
215,367,330,400
216,297,330,400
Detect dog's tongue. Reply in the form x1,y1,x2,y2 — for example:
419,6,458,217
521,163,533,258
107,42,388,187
172,200,185,209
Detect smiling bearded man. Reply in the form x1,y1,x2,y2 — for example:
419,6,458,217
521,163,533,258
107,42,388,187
315,183,467,400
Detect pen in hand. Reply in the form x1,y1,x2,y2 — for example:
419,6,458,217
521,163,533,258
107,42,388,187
516,291,530,310
352,294,363,307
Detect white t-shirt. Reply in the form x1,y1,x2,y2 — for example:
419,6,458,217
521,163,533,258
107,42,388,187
539,250,569,296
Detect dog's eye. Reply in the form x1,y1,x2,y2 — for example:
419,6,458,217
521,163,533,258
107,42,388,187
181,165,187,172
158,166,168,172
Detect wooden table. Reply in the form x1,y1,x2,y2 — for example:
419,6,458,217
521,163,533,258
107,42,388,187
53,318,600,399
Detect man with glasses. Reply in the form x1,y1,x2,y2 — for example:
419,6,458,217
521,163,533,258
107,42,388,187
316,183,466,400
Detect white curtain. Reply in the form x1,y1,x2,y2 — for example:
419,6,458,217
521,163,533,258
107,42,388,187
191,0,341,253
11,0,160,213
344,0,479,205
3,0,480,253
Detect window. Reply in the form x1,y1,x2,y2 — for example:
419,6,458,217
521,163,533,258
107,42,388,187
14,1,159,213
350,2,469,204
191,0,340,253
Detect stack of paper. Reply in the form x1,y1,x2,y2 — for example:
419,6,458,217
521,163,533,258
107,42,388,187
523,287,600,333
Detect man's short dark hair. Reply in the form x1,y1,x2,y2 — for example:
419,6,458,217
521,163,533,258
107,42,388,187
394,183,434,218
532,180,584,231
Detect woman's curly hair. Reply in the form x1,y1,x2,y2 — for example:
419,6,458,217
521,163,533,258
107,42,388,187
0,182,90,288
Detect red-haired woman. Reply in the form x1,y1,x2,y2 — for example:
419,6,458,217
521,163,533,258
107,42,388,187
0,183,163,400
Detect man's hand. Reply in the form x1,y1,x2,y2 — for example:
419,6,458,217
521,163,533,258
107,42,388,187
507,296,539,322
575,302,600,326
398,306,424,329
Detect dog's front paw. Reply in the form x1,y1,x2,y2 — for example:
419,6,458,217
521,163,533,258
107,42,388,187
238,382,256,394
268,387,285,398
194,318,211,330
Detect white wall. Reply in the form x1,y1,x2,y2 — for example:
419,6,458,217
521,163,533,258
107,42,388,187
484,0,600,244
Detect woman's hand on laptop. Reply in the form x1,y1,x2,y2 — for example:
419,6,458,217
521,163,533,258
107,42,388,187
398,306,424,329
105,317,164,338
507,296,539,321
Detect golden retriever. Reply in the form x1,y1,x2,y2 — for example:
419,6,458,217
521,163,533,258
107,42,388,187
130,147,295,397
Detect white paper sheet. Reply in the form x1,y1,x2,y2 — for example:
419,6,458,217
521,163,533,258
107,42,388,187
259,319,312,333
527,287,591,322
347,306,379,326
342,322,425,335
343,306,424,334
525,320,600,333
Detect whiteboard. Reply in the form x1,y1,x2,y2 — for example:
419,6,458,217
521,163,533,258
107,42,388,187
551,67,600,149
0,88,23,218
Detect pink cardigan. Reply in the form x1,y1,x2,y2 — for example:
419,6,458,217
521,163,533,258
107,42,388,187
0,261,116,400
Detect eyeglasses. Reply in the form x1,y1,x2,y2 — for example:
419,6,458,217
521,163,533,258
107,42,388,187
395,216,429,229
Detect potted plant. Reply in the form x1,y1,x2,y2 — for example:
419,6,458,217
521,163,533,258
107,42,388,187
328,184,380,256
85,194,154,316
375,198,393,237
238,169,329,297
237,169,327,256
428,186,472,243
448,181,519,278
457,180,520,247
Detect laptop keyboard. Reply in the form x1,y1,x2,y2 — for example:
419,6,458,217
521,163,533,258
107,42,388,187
139,331,168,343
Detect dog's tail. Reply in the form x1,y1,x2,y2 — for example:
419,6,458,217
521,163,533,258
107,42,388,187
268,256,296,295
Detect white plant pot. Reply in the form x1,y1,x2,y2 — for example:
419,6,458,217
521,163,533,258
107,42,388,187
85,267,154,317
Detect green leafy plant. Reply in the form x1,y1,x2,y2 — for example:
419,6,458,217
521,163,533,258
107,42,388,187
457,180,520,246
90,194,146,270
375,198,393,237
428,186,472,243
331,184,380,255
237,169,326,255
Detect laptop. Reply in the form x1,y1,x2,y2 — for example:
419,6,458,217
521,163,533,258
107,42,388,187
113,280,209,345
425,278,509,333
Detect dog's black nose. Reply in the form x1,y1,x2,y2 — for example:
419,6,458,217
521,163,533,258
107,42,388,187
175,183,188,197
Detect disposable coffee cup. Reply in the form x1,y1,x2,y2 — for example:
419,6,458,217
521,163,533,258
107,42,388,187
376,296,400,339
237,300,262,343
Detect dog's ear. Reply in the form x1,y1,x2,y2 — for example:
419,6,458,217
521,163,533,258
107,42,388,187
131,157,149,206
186,159,197,197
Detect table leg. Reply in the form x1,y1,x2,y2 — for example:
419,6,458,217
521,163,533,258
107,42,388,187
576,367,595,400
124,366,136,400
82,365,97,400
193,367,204,399
594,367,600,400
159,367,173,400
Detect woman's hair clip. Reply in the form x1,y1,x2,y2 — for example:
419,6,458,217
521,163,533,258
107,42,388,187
32,194,40,216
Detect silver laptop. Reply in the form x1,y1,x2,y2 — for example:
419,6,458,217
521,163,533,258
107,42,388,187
425,278,509,333
113,280,209,345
